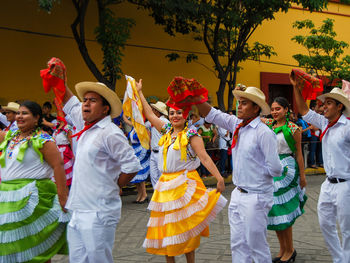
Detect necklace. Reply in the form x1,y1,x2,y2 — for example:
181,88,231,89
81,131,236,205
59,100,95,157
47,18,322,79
6,131,34,159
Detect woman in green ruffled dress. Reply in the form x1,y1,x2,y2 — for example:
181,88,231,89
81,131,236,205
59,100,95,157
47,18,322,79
0,101,69,263
263,97,307,263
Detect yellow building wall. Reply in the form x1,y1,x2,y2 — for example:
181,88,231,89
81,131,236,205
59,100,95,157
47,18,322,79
0,1,349,109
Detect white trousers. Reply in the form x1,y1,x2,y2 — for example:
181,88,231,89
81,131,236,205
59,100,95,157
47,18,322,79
150,151,161,188
318,179,350,263
67,211,119,263
228,188,273,263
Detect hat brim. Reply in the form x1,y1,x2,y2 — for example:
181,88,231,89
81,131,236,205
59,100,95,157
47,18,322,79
150,104,168,116
75,82,122,118
317,93,350,117
233,90,270,115
2,106,19,113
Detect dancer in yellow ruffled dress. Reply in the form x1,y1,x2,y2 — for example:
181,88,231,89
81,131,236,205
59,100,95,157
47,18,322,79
136,80,227,263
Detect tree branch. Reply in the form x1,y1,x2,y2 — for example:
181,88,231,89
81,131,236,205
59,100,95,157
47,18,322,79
70,0,108,88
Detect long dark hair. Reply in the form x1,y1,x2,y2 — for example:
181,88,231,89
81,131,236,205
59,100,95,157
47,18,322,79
20,101,43,128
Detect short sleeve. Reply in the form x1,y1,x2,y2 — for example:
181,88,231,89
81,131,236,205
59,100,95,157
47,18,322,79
187,128,200,139
37,132,55,144
264,118,274,126
160,123,172,135
288,121,300,135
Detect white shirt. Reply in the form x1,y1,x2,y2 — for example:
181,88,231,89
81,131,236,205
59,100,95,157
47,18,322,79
53,125,72,145
218,127,230,150
277,132,293,155
1,133,54,181
157,123,200,173
303,110,350,179
65,115,78,155
205,108,282,193
158,140,200,173
0,113,18,132
63,96,141,213
150,115,169,151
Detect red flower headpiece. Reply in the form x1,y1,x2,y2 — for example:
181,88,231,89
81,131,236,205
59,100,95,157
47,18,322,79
166,76,208,119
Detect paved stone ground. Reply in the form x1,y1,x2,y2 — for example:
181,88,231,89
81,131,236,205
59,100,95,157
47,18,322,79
53,175,333,262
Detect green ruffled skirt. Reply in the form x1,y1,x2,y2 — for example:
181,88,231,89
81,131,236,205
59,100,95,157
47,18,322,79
267,154,307,231
0,178,70,263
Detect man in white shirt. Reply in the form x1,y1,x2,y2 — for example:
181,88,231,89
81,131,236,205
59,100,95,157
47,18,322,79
292,76,350,263
149,101,169,188
0,102,19,132
61,82,142,263
194,86,282,262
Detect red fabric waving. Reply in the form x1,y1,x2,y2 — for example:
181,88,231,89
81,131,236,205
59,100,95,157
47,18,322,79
291,69,323,100
40,57,67,122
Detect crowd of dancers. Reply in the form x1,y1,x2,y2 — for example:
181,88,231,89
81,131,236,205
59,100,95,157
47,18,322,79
0,60,350,263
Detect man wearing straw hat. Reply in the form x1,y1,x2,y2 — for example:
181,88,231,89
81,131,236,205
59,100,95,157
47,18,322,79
60,82,141,263
292,76,350,263
0,102,19,132
193,85,282,262
149,101,169,188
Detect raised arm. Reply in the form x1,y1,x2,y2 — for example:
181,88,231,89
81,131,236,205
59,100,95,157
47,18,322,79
135,79,165,132
62,86,74,105
290,73,309,116
196,102,213,118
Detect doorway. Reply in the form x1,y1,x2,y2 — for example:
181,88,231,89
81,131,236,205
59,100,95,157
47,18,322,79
268,84,293,105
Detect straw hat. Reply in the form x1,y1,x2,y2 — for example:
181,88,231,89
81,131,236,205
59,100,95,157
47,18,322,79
75,82,122,118
2,102,20,113
232,86,270,115
317,87,350,117
150,101,168,116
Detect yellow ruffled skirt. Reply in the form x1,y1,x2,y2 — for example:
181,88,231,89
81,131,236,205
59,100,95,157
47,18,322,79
143,170,227,256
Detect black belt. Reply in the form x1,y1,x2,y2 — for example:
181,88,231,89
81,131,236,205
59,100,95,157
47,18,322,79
328,177,347,184
152,149,159,153
237,187,248,193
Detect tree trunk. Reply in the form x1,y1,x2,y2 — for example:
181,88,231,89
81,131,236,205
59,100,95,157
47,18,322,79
71,0,113,90
227,63,238,111
216,78,227,111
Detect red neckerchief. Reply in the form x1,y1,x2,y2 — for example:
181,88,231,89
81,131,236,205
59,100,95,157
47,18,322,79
71,120,98,141
319,115,341,141
230,117,255,150
4,122,13,132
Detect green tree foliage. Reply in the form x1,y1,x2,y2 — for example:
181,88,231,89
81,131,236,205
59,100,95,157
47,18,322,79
134,0,329,110
292,18,350,88
38,0,134,90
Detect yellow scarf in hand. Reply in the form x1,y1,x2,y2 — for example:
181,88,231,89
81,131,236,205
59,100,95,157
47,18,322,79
122,75,150,149
158,130,188,171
